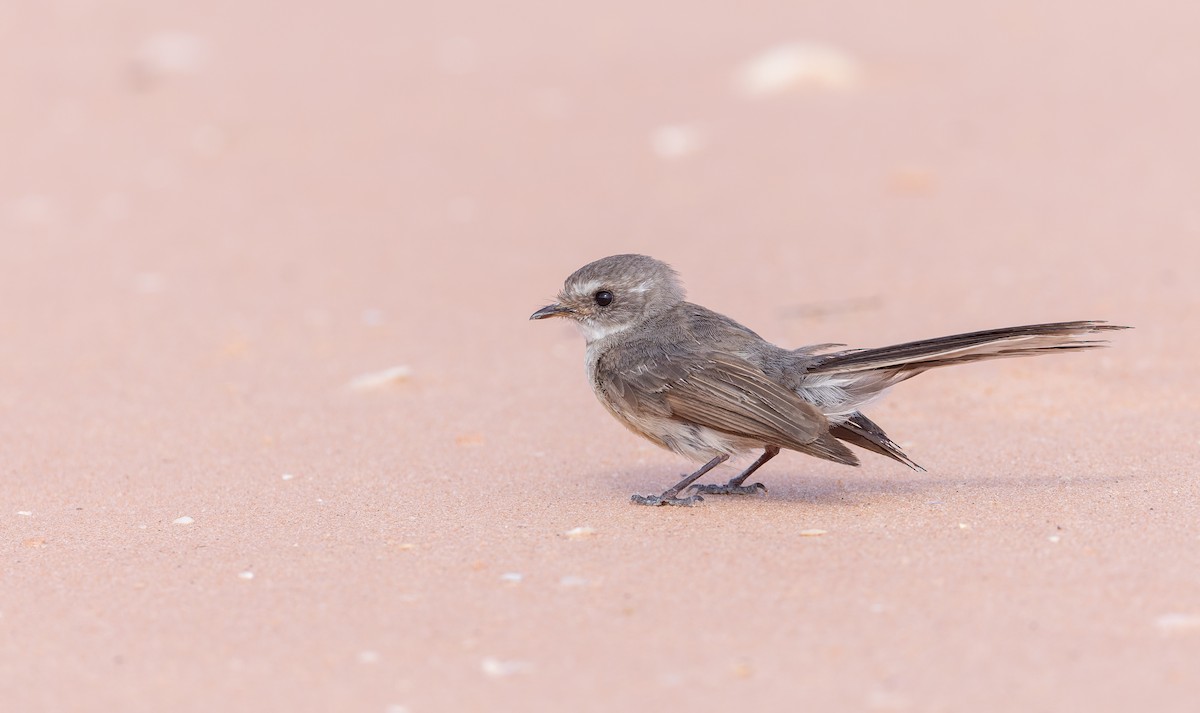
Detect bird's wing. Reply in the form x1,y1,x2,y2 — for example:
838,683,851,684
601,348,852,461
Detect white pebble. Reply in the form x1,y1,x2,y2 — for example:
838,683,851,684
481,657,532,678
16,511,32,517
1047,535,1062,543
650,124,703,159
562,526,595,539
1155,613,1200,633
500,572,523,583
238,570,254,580
347,365,412,391
281,473,295,481
172,516,194,525
799,529,827,537
738,42,861,96
135,32,208,76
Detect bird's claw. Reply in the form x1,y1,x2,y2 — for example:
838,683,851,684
630,493,704,507
689,482,768,496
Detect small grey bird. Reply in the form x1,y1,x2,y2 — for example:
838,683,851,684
530,254,1126,506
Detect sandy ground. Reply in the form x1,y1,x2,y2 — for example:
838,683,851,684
3,2,1199,711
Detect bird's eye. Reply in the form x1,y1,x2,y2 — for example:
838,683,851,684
594,290,614,307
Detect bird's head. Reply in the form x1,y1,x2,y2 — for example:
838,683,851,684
530,254,686,343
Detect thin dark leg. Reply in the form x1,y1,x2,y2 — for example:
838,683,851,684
631,454,729,506
691,446,779,496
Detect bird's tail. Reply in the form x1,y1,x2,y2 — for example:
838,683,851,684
793,321,1127,424
807,321,1126,377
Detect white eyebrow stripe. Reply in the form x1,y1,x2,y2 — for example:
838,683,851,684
572,279,603,295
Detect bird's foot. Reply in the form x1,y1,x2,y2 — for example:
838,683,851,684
690,482,767,496
630,493,704,507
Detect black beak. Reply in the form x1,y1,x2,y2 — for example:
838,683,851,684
530,303,573,320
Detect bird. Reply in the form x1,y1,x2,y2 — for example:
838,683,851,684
530,254,1127,506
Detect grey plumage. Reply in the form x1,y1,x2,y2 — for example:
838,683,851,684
531,254,1127,505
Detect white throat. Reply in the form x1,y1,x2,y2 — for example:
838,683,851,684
577,318,635,344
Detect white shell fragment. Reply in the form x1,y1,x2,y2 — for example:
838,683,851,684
347,365,412,391
562,526,595,539
651,125,703,159
135,33,209,77
172,516,195,525
738,42,861,96
481,657,533,678
1155,613,1200,633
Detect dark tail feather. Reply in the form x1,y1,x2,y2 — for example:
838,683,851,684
830,412,924,471
799,430,861,467
809,321,1128,376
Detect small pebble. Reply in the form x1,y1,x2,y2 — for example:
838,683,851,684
16,511,32,516
500,572,523,584
347,365,412,391
238,571,254,580
650,125,703,159
455,433,485,447
134,32,208,77
173,516,194,525
799,529,827,537
563,526,595,539
281,473,295,481
738,42,861,96
481,657,532,678
1155,613,1200,633
1047,535,1062,543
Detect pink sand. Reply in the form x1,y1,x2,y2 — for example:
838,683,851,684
3,2,1198,711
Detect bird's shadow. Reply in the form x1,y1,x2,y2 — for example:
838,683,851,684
611,465,1131,506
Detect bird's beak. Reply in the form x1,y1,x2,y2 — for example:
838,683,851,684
530,303,573,320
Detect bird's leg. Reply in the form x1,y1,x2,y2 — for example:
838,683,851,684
691,446,779,496
631,454,729,506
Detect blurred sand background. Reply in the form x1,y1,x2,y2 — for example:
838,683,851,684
3,1,1199,711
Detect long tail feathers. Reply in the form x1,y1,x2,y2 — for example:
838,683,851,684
809,321,1128,376
809,321,1128,468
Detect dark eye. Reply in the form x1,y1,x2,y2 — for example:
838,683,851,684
594,290,614,307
